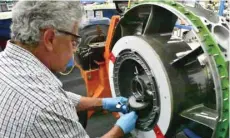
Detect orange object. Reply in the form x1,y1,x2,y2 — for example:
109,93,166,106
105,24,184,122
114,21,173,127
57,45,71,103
75,16,120,118
104,16,120,72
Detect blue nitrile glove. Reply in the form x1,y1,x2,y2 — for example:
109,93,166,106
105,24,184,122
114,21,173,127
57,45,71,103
102,97,128,113
115,111,138,134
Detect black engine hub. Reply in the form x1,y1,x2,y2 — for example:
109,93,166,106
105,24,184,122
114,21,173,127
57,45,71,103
113,49,160,131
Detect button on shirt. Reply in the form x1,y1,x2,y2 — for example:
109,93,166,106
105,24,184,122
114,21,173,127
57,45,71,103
0,41,89,138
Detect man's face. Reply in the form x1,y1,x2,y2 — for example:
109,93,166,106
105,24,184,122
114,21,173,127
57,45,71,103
52,33,75,72
40,22,80,72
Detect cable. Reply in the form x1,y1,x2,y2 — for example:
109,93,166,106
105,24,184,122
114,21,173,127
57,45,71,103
58,64,75,76
58,54,77,76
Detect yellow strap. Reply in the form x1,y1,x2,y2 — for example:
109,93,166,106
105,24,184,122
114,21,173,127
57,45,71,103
128,0,131,9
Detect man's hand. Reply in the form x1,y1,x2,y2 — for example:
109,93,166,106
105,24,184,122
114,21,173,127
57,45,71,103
102,97,128,113
115,111,138,134
102,111,138,138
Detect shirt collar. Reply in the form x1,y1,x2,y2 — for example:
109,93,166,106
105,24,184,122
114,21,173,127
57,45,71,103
5,41,39,64
4,40,63,87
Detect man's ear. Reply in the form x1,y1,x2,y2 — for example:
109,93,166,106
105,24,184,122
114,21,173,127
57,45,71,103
43,29,55,52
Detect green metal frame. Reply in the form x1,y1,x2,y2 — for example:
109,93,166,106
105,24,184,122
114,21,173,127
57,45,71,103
127,0,229,137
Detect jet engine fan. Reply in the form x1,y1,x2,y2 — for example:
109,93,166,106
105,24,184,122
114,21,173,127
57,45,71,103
108,1,229,138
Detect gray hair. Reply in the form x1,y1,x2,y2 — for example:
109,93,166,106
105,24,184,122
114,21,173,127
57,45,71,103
10,0,83,46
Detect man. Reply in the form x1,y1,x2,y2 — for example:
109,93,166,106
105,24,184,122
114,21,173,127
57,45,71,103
0,1,137,138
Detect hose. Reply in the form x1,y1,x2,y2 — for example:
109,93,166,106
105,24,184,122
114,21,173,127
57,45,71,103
58,64,75,76
58,54,77,76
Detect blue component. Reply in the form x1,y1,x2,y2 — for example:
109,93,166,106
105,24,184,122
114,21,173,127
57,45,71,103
88,17,110,25
94,9,118,19
218,0,225,16
183,128,202,138
0,19,12,39
175,24,193,30
66,57,74,68
81,17,110,29
80,0,106,4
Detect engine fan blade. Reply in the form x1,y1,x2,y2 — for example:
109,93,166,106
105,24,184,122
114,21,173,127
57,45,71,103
170,46,203,66
180,104,218,130
143,5,178,44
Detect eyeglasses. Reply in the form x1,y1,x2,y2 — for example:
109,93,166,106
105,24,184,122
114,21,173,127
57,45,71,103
56,29,81,38
56,29,81,48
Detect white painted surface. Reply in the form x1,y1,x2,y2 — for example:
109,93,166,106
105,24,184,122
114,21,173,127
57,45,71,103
0,12,12,20
108,36,173,137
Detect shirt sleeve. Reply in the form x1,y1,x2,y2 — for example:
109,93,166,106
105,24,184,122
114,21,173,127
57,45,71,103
66,91,82,107
25,98,89,138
